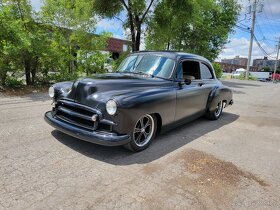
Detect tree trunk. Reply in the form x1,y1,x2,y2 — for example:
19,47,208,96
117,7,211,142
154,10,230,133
135,18,141,51
31,57,38,85
135,29,141,51
24,59,31,85
127,0,136,51
167,41,170,50
0,60,9,86
128,13,136,51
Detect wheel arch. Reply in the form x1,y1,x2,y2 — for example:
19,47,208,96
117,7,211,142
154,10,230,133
206,85,232,112
152,113,162,136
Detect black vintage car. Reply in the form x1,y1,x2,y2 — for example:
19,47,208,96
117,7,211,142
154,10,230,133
45,51,233,151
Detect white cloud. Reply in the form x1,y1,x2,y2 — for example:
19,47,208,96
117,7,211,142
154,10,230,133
218,37,278,63
96,19,119,31
218,0,280,64
30,0,43,11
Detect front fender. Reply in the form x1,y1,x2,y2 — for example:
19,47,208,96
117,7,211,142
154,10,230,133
52,81,74,100
112,87,177,134
207,85,233,112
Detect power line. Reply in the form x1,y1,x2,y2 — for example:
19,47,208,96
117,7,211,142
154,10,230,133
253,34,276,59
255,19,276,47
235,25,250,32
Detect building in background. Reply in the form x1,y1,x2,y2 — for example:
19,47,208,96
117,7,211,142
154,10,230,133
217,62,258,73
221,56,248,66
106,37,131,59
253,57,280,71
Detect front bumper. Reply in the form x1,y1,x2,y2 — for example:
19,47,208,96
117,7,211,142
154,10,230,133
44,111,130,146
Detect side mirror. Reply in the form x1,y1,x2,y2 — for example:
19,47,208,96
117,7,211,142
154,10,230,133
184,78,192,85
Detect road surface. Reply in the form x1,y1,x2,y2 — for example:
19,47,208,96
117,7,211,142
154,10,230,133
0,80,279,209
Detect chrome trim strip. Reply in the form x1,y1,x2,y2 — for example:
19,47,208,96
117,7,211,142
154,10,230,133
56,115,97,131
57,106,92,121
58,99,103,118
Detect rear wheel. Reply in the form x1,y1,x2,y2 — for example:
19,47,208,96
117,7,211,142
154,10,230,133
125,114,157,152
205,100,224,120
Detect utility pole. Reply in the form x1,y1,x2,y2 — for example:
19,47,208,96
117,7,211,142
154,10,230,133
246,0,257,80
273,38,280,82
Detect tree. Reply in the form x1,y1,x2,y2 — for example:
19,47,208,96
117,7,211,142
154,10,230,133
145,0,194,50
0,0,49,85
146,0,240,61
41,0,109,75
93,0,156,51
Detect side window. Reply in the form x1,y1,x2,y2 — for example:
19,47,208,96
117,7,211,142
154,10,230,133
175,60,200,81
175,63,183,80
200,63,213,79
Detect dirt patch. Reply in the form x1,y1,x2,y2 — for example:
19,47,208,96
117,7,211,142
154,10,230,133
238,116,280,128
178,149,269,187
141,149,268,209
142,162,162,175
0,85,48,96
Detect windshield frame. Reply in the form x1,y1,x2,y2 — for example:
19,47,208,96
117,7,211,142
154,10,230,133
116,54,176,80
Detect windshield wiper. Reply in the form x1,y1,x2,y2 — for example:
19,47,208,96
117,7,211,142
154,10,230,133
134,71,150,76
134,71,171,81
119,70,171,81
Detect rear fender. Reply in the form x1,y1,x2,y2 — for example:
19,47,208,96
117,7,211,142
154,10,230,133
207,86,232,112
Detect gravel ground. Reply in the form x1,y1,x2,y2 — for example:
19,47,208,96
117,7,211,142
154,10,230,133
0,79,279,210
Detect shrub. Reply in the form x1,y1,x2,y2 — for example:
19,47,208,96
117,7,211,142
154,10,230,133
236,74,257,81
112,52,129,72
36,72,79,85
5,76,24,88
212,62,223,79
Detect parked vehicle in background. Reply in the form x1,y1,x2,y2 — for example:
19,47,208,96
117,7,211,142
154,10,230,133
272,73,280,81
232,68,246,78
45,51,233,152
249,71,271,81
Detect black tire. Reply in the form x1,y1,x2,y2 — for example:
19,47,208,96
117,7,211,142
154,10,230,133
205,100,224,120
124,114,157,152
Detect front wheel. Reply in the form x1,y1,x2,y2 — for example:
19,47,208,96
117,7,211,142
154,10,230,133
124,114,157,152
205,100,224,120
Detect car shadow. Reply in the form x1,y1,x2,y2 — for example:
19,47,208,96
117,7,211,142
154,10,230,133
51,112,239,165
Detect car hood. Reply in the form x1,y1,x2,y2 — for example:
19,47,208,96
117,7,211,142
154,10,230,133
64,73,172,109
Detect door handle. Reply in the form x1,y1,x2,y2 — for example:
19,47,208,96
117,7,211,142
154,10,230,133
198,82,204,86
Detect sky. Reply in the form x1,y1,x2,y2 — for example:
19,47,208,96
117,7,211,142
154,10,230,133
30,0,280,63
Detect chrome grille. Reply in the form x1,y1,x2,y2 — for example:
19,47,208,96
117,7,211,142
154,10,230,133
55,100,98,131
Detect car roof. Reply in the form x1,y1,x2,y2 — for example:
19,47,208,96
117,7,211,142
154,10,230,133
130,51,211,64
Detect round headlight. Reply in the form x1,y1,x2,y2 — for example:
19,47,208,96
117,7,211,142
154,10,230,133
49,86,55,98
106,100,117,115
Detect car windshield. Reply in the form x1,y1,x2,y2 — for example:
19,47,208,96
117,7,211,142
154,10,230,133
116,55,175,79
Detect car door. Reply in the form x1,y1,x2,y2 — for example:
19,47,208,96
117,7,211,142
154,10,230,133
198,62,217,109
175,60,207,121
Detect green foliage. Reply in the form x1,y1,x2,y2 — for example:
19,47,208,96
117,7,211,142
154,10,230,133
261,66,271,71
212,63,223,79
236,74,257,81
92,0,123,18
5,76,24,88
146,0,240,61
94,0,156,51
0,0,110,87
112,52,130,71
37,72,79,85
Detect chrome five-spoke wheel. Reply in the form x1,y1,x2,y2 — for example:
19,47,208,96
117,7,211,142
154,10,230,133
125,114,157,151
205,100,224,120
133,114,155,147
214,101,223,118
